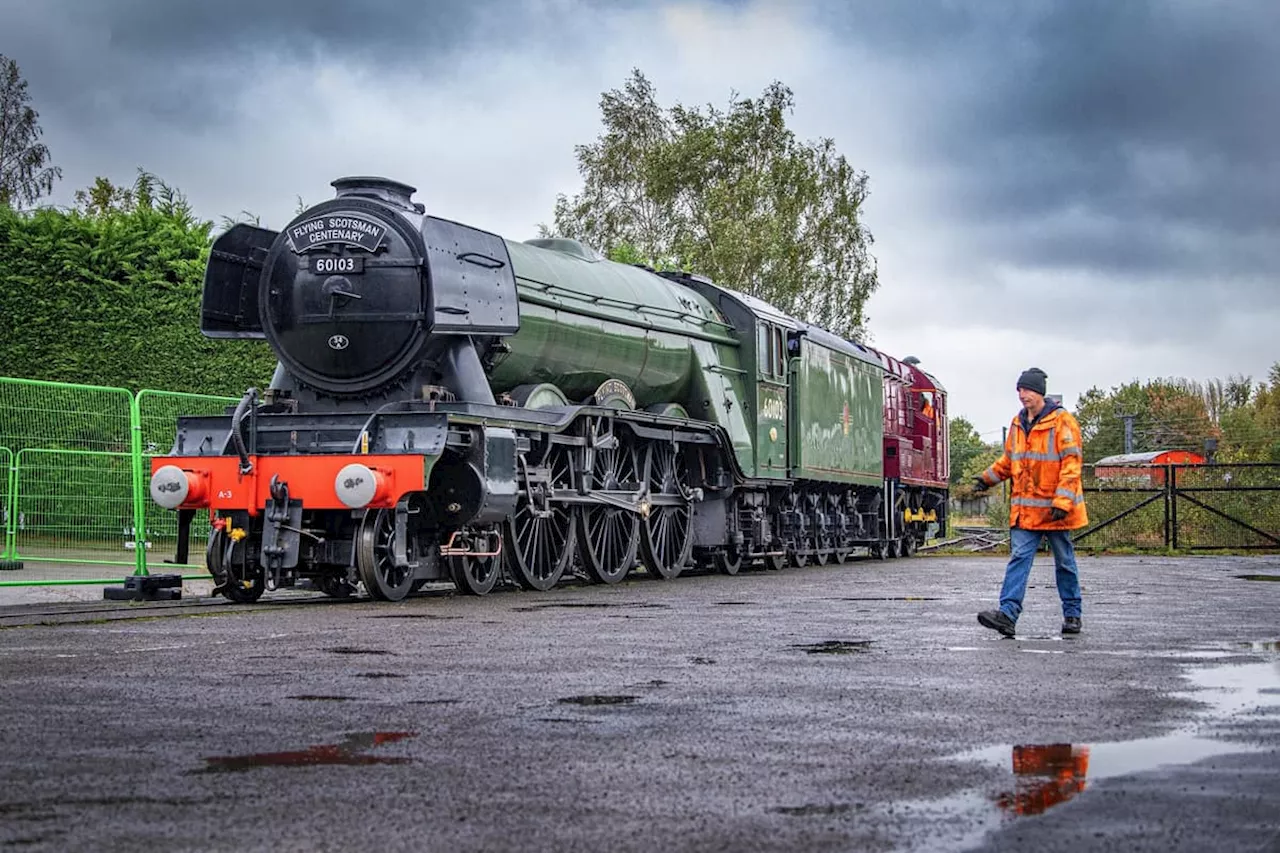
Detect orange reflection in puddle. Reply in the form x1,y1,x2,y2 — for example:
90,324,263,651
201,731,417,773
994,743,1091,816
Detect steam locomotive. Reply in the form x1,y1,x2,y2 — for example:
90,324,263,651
149,177,948,602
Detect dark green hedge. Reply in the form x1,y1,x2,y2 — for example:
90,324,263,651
0,201,276,395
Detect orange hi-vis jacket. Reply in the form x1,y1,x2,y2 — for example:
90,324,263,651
979,402,1089,531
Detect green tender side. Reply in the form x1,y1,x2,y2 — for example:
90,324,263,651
790,337,884,486
487,241,755,473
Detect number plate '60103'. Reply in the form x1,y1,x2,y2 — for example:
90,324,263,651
309,255,364,275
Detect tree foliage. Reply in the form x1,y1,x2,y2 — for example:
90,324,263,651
1073,368,1280,463
947,416,989,487
0,171,276,395
0,54,61,208
548,69,879,340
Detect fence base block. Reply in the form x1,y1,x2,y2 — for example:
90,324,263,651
0,560,23,571
104,573,183,601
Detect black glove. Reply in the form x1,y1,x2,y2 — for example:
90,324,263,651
972,478,988,493
1050,507,1068,521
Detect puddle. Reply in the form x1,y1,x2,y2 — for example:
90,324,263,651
289,695,355,702
836,597,940,602
513,601,670,612
793,640,873,655
198,731,416,773
890,655,1280,850
325,647,394,656
626,679,670,689
353,672,407,679
1235,574,1280,582
714,601,754,606
772,802,863,817
368,614,462,620
556,694,638,706
689,656,716,665
537,717,603,724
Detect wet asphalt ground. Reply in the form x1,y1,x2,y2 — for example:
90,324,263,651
1,553,1278,852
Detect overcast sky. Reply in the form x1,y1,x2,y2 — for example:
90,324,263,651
3,0,1275,439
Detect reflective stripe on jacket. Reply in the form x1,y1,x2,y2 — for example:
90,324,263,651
979,404,1089,531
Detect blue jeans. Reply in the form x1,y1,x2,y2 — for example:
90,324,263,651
998,528,1082,622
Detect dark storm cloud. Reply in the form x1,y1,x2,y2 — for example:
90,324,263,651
5,0,1275,291
0,0,600,128
812,0,1279,283
82,0,489,59
952,2,1278,279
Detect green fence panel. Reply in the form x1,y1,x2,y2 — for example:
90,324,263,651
1,446,14,563
12,449,139,577
0,378,144,579
136,390,237,573
0,377,134,453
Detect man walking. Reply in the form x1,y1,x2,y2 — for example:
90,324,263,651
975,367,1089,637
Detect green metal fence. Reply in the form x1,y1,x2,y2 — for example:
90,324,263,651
1,446,15,568
0,377,235,588
137,390,237,572
13,449,137,566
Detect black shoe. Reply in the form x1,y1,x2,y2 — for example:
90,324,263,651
1062,617,1082,635
978,609,1016,637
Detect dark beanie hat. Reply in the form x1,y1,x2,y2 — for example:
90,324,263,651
1017,367,1048,396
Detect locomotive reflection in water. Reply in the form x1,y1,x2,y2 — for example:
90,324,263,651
149,177,950,602
996,744,1091,816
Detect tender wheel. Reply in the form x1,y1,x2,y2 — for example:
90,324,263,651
638,441,692,580
577,431,641,585
507,442,575,591
357,509,417,602
900,534,918,558
764,551,787,571
870,542,887,561
811,526,835,566
712,546,742,576
782,497,807,567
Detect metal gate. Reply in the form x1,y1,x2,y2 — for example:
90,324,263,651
1074,463,1280,551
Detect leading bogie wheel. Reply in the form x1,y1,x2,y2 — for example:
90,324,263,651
209,528,265,604
357,508,417,602
449,550,501,596
315,571,357,599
